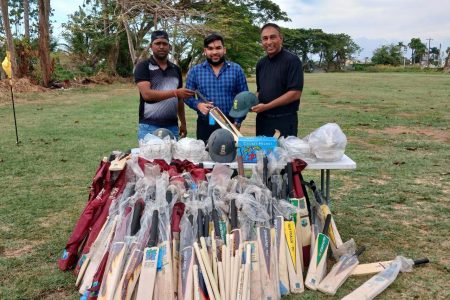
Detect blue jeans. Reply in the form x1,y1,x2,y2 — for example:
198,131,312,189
138,123,179,141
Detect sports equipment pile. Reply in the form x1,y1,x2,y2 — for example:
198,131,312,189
59,152,428,300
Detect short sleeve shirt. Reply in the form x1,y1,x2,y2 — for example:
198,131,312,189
134,56,182,126
256,48,303,116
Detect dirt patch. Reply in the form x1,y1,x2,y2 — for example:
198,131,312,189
0,78,47,94
3,240,42,258
366,126,450,143
347,136,383,152
393,203,410,210
0,76,132,106
41,287,73,300
38,211,70,228
370,175,392,185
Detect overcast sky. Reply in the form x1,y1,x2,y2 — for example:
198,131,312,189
52,0,450,60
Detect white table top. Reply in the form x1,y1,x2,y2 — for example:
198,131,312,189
201,154,356,170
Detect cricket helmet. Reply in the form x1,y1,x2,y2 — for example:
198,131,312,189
207,129,236,163
153,128,175,140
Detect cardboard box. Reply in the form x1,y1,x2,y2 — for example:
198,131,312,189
237,136,278,163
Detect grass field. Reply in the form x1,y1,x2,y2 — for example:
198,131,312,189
0,73,449,299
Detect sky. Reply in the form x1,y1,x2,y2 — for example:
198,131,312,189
52,0,450,60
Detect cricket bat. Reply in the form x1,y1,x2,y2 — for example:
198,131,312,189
209,107,242,142
193,264,201,300
290,160,313,268
257,226,278,300
284,220,304,294
179,242,195,300
317,246,366,295
135,210,159,300
78,216,118,294
230,197,242,300
109,151,131,171
342,256,429,300
194,241,217,300
178,213,195,300
248,241,262,300
351,258,430,276
286,162,311,271
309,181,343,251
98,202,143,300
152,227,175,299
274,216,290,295
115,201,146,300
305,214,332,290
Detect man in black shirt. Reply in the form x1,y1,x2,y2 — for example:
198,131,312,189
251,23,304,137
134,30,194,140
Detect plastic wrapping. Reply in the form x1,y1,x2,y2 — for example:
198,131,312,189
308,123,347,162
139,133,173,163
179,209,195,251
208,163,234,192
273,198,298,221
279,136,313,160
332,238,356,260
173,137,207,162
235,193,271,223
267,147,290,174
398,256,415,273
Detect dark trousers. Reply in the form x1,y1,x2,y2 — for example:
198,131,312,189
256,113,298,137
197,114,236,145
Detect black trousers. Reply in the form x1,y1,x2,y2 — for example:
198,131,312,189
256,113,298,137
196,114,236,145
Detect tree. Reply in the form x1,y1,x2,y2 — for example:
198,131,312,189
38,0,51,86
429,46,439,66
1,0,18,77
444,47,450,71
371,44,403,66
283,28,318,71
408,38,426,64
315,33,360,71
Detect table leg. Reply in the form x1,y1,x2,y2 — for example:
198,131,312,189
326,170,330,204
320,170,325,197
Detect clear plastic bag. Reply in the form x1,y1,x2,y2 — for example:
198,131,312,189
139,133,173,163
173,137,207,163
308,123,347,162
279,136,313,160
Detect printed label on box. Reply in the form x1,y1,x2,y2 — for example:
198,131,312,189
237,137,278,163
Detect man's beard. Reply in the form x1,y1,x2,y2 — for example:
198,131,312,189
207,56,225,66
153,52,168,60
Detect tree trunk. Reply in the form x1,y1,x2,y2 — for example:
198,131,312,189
102,0,109,36
23,0,30,40
1,0,19,78
38,0,52,86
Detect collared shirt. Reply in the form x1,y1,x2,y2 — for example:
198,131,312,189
185,60,248,121
134,56,182,126
256,48,303,117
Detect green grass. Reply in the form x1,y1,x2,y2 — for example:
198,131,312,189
1,73,449,299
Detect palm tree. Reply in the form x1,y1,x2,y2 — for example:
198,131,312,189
408,38,427,64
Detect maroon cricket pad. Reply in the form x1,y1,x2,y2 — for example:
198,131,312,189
88,160,111,202
74,168,127,274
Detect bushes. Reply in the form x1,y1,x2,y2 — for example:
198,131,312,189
353,64,446,73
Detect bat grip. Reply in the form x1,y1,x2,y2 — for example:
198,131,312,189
414,258,430,265
355,246,366,257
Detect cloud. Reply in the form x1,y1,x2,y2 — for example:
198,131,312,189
275,0,450,59
276,0,450,40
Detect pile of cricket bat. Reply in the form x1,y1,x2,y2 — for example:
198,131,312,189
66,155,429,300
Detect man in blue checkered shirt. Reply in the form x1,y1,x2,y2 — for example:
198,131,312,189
184,33,249,143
